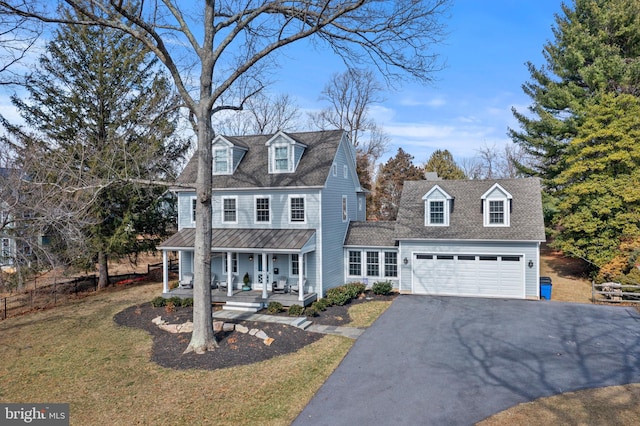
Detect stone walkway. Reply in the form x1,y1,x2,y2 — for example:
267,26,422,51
212,310,365,339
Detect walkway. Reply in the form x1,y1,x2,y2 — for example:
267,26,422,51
212,309,365,339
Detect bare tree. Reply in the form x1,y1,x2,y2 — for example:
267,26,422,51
214,92,300,135
0,0,450,354
0,9,40,85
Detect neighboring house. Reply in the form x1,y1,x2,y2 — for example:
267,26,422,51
345,178,546,299
158,129,546,303
158,130,367,305
0,168,18,269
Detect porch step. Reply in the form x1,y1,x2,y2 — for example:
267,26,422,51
290,317,313,330
222,301,263,313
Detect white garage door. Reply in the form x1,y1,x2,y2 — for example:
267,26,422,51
412,253,524,298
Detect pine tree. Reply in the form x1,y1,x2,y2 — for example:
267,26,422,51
424,149,466,180
3,9,189,287
372,148,424,220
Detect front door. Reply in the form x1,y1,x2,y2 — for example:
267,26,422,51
254,254,270,290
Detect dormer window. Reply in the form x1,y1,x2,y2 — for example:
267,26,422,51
423,185,452,226
481,183,512,227
274,146,289,171
213,148,229,174
266,131,306,174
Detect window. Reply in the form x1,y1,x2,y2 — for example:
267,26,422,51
342,196,348,222
275,146,288,171
348,251,361,276
366,251,379,277
255,197,270,223
343,164,348,178
384,252,397,277
291,254,300,276
222,197,237,223
191,197,197,223
213,148,228,173
332,164,337,176
458,255,476,261
489,200,505,224
429,200,445,224
1,238,10,258
290,196,305,222
223,253,238,274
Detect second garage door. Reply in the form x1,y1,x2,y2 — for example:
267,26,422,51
412,253,525,298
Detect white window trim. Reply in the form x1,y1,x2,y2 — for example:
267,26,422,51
288,194,306,224
484,198,510,227
270,143,291,173
347,249,398,278
426,199,449,226
212,147,231,175
422,185,452,227
343,164,348,178
190,196,197,225
254,195,271,224
221,196,238,224
332,163,338,176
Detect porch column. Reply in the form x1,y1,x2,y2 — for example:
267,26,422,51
298,253,305,302
226,251,233,297
162,250,169,293
261,253,268,298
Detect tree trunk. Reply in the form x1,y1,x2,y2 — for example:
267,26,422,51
97,251,109,289
184,103,218,354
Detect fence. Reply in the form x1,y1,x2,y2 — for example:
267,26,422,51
592,281,640,304
0,272,146,320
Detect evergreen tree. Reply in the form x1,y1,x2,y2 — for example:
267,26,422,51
424,149,466,180
509,0,640,188
3,9,189,287
552,93,640,267
372,148,424,221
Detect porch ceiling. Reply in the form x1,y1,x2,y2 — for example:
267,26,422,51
158,228,315,251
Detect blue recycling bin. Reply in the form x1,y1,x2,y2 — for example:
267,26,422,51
540,276,552,300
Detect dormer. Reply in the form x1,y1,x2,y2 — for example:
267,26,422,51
265,131,307,174
212,136,248,175
481,183,512,227
422,185,453,226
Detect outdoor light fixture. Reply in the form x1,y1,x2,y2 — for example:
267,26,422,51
403,257,408,265
528,260,534,268
249,255,253,261
272,255,277,262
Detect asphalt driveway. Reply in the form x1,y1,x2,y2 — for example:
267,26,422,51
293,295,640,425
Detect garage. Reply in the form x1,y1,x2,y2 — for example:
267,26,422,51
412,253,525,298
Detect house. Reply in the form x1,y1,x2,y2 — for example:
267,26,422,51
157,130,367,307
345,178,546,299
157,129,546,305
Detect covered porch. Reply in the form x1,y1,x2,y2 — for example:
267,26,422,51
163,287,317,307
158,227,317,307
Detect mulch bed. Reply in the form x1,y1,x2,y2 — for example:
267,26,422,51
113,292,396,370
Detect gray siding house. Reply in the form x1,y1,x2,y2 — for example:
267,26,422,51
158,129,546,304
345,178,546,299
158,129,366,304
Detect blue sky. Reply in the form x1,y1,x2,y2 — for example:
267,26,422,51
1,1,565,166
272,1,565,164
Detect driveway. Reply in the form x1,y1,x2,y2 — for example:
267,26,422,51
293,296,640,425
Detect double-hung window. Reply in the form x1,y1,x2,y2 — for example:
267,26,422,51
384,252,398,277
222,197,237,223
290,196,305,223
489,200,505,224
256,197,270,223
275,146,288,171
213,148,228,173
429,200,445,225
348,251,361,276
366,251,379,277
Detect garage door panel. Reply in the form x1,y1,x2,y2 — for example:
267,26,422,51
412,253,524,298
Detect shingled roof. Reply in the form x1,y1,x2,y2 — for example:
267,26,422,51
176,129,346,189
344,221,398,247
394,178,546,242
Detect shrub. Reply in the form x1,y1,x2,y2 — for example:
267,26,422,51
304,305,319,317
312,299,329,312
168,296,183,306
345,282,366,298
164,301,176,313
267,301,283,314
151,296,166,307
180,298,194,307
372,280,393,295
288,304,304,316
326,286,351,306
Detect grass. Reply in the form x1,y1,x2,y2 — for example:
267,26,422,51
0,282,353,425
